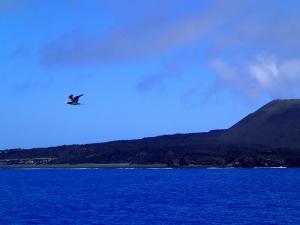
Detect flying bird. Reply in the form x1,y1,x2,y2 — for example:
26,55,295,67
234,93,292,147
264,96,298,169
66,94,83,105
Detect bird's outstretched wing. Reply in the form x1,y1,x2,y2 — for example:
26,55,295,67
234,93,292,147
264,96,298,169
68,94,74,102
74,94,83,103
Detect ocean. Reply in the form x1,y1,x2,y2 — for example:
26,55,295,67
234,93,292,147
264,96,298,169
0,168,300,225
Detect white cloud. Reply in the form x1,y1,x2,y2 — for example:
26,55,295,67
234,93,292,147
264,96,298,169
211,54,300,100
248,55,279,88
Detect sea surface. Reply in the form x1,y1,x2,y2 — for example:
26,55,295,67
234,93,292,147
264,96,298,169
0,168,300,225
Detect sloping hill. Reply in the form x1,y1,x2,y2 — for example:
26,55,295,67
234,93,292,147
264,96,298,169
220,99,300,148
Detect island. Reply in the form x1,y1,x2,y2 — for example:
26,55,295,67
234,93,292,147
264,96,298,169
2,99,300,168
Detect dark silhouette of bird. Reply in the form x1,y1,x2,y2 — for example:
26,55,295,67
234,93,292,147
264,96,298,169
66,94,83,105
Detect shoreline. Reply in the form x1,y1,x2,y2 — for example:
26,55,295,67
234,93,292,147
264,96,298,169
0,163,171,169
0,163,290,169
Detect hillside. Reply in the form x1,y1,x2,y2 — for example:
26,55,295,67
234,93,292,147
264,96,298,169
221,99,300,148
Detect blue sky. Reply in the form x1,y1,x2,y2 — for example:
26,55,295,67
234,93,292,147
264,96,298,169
1,0,299,149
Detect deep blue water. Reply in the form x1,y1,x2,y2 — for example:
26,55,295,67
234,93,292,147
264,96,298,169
1,168,300,225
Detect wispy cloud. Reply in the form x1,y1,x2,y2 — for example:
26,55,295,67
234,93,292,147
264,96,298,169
136,74,165,92
40,0,252,65
211,55,300,100
136,68,181,92
0,0,37,12
208,1,300,100
40,0,300,100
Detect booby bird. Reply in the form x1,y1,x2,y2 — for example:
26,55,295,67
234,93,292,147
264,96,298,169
66,94,83,105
